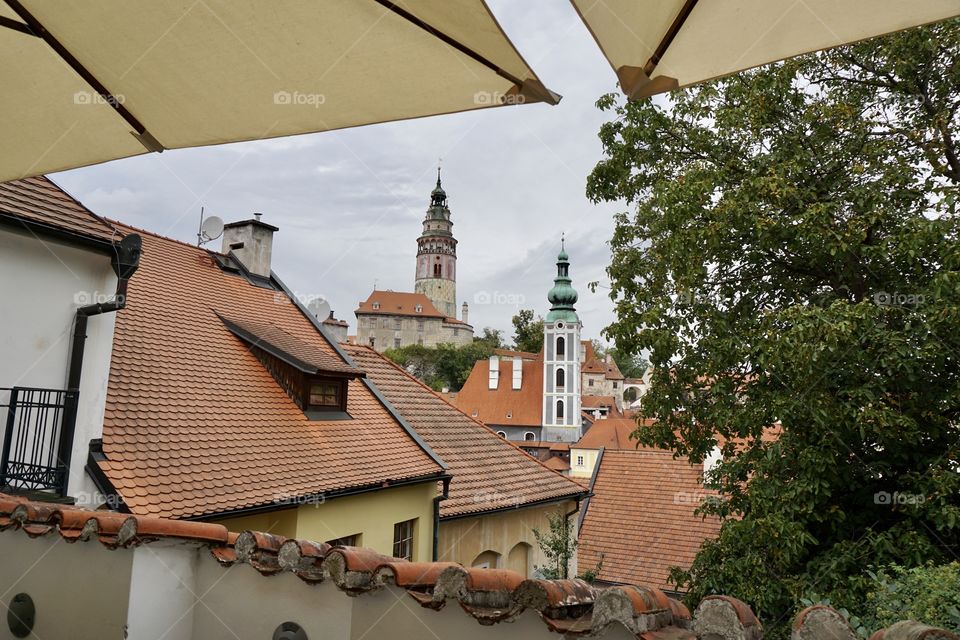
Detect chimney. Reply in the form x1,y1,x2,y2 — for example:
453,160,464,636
461,301,469,325
512,356,522,390
221,213,278,278
488,356,500,389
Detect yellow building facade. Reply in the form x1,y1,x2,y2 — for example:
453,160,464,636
438,500,579,577
212,481,438,562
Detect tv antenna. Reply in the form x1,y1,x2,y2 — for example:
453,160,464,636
197,207,224,246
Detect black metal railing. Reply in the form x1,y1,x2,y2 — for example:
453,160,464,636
0,387,78,496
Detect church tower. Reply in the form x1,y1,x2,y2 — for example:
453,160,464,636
414,169,458,318
542,240,582,443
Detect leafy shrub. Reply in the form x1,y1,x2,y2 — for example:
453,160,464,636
861,563,960,634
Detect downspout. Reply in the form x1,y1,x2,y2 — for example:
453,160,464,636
432,477,451,561
563,495,584,580
60,234,142,490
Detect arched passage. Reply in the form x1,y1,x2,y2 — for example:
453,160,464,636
471,550,501,569
506,542,532,577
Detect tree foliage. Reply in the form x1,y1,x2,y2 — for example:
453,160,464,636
588,20,960,637
512,309,545,353
592,340,650,378
862,563,960,634
383,340,495,391
532,510,577,580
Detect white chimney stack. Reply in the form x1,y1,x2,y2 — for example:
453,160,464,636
221,214,278,278
488,356,499,389
461,301,469,325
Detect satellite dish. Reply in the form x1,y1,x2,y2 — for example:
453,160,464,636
199,215,224,243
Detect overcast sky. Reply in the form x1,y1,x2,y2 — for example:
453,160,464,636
51,0,626,343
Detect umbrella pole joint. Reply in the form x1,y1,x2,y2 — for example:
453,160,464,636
2,0,165,153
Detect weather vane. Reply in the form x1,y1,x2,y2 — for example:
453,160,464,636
561,232,565,250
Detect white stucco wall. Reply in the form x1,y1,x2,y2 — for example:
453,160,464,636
194,559,354,640
0,531,133,639
0,227,118,500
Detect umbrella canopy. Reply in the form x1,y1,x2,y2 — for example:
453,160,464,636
0,0,558,182
571,0,960,99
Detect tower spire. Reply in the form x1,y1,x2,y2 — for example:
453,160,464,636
546,240,578,323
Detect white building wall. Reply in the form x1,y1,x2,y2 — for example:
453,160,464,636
0,228,118,501
0,532,133,639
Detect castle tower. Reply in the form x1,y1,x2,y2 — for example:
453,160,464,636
414,168,457,318
542,239,582,443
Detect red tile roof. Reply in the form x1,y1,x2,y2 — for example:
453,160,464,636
454,356,544,427
493,348,540,360
581,395,618,409
98,225,444,519
356,290,445,319
0,175,119,245
581,341,625,379
342,345,585,517
576,418,658,450
543,457,570,472
2,492,755,639
578,449,721,592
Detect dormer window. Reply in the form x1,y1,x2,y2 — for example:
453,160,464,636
415,304,422,313
308,379,342,410
218,314,361,422
372,302,381,310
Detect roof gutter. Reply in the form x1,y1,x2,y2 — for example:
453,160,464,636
67,234,141,492
439,490,588,522
271,272,448,473
432,477,450,561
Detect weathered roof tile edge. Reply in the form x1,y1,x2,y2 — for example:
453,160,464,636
3,494,950,640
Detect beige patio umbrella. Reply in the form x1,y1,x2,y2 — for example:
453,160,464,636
0,0,558,182
571,0,960,99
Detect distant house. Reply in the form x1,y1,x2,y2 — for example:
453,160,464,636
355,290,471,351
0,176,139,503
580,340,625,409
569,417,652,479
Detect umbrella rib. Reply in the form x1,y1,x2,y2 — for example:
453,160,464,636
2,0,163,153
644,0,700,76
0,14,34,36
371,0,523,86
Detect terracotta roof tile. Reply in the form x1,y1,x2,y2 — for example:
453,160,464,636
356,290,445,318
343,345,585,517
0,175,119,245
99,224,443,519
219,312,361,376
580,341,625,379
576,418,658,450
578,449,721,592
454,355,543,427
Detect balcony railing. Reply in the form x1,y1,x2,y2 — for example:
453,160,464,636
0,387,78,496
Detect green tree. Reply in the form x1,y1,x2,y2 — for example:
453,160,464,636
476,327,505,349
862,563,960,634
588,20,960,638
512,309,544,353
383,341,494,391
532,510,577,580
